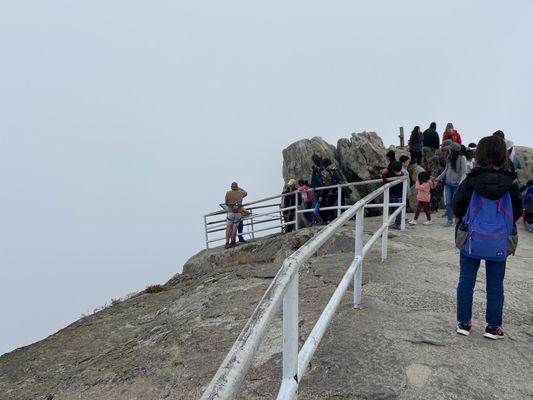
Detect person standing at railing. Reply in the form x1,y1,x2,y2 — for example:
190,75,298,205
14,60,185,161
298,179,314,226
282,179,298,233
310,154,326,223
320,158,342,224
224,182,248,249
382,161,404,230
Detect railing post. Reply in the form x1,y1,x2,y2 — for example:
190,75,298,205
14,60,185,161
354,208,364,308
294,192,299,230
337,184,342,218
381,187,389,261
250,214,255,240
282,271,299,391
401,178,408,231
204,215,210,249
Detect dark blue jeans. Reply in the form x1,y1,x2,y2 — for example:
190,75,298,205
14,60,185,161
391,196,403,227
457,252,506,326
238,220,244,241
445,183,460,223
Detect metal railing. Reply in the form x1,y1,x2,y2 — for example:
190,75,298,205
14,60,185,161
200,176,409,399
204,178,399,249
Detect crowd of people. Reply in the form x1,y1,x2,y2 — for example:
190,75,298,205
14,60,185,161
223,124,531,341
281,155,352,231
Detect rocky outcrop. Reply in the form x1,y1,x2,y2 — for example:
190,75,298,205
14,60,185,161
2,219,532,399
281,137,338,183
282,132,388,185
516,146,533,184
337,132,388,182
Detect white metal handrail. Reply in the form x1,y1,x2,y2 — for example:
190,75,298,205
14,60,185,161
200,176,408,399
204,177,399,249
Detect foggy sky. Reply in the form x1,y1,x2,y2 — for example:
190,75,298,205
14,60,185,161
1,1,532,355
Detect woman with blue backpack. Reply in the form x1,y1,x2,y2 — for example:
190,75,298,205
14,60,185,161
453,136,523,340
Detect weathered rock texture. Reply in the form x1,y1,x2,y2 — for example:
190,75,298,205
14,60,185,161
1,216,533,400
516,146,533,184
282,132,387,186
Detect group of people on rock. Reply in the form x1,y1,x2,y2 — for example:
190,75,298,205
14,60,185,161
281,154,352,232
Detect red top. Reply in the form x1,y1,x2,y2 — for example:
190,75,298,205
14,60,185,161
443,129,462,144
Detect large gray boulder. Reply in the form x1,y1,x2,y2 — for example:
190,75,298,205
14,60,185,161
516,146,533,184
337,132,388,182
282,137,338,183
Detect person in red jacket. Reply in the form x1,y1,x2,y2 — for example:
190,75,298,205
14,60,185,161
443,122,462,144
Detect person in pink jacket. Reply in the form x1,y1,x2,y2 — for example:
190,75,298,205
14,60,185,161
409,171,435,225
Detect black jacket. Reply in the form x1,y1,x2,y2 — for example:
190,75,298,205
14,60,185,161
422,127,440,149
453,168,523,223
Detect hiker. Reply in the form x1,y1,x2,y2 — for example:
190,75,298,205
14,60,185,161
224,182,248,249
385,150,396,174
382,161,404,229
282,179,298,233
443,123,462,144
435,142,467,227
321,158,342,223
506,140,522,174
422,122,440,162
298,179,314,225
462,145,475,174
409,171,434,225
237,206,252,243
399,155,412,197
310,154,326,222
523,180,533,232
408,126,424,165
453,135,522,340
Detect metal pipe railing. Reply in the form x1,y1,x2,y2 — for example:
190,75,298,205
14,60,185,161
200,177,408,399
204,177,403,249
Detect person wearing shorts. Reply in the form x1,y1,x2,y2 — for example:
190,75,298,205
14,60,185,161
225,182,247,249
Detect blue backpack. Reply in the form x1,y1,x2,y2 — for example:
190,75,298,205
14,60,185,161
457,191,516,261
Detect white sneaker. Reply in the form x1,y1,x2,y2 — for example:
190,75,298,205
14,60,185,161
408,220,417,225
423,221,433,225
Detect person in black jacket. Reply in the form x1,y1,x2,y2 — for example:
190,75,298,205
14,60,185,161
452,136,522,340
422,122,440,162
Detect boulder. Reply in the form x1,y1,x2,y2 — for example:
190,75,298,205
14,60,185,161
337,132,388,182
516,146,533,185
282,137,338,183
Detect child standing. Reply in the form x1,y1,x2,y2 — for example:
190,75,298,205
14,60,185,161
297,179,314,225
409,171,434,225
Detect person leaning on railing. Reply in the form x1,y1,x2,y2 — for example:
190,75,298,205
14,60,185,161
381,161,404,230
224,182,247,249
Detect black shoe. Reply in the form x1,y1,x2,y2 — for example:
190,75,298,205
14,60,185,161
229,242,237,248
224,243,231,249
483,325,504,340
456,322,472,336
238,238,247,243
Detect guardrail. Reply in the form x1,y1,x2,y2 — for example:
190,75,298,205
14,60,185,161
204,178,398,249
200,176,409,399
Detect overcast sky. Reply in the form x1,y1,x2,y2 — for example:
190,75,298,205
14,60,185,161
1,1,532,355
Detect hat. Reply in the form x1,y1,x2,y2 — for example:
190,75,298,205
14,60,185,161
468,142,477,149
450,142,461,152
441,139,452,148
287,179,297,187
231,182,238,189
506,140,514,151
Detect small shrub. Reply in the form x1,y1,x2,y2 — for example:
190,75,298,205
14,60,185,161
144,284,167,294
